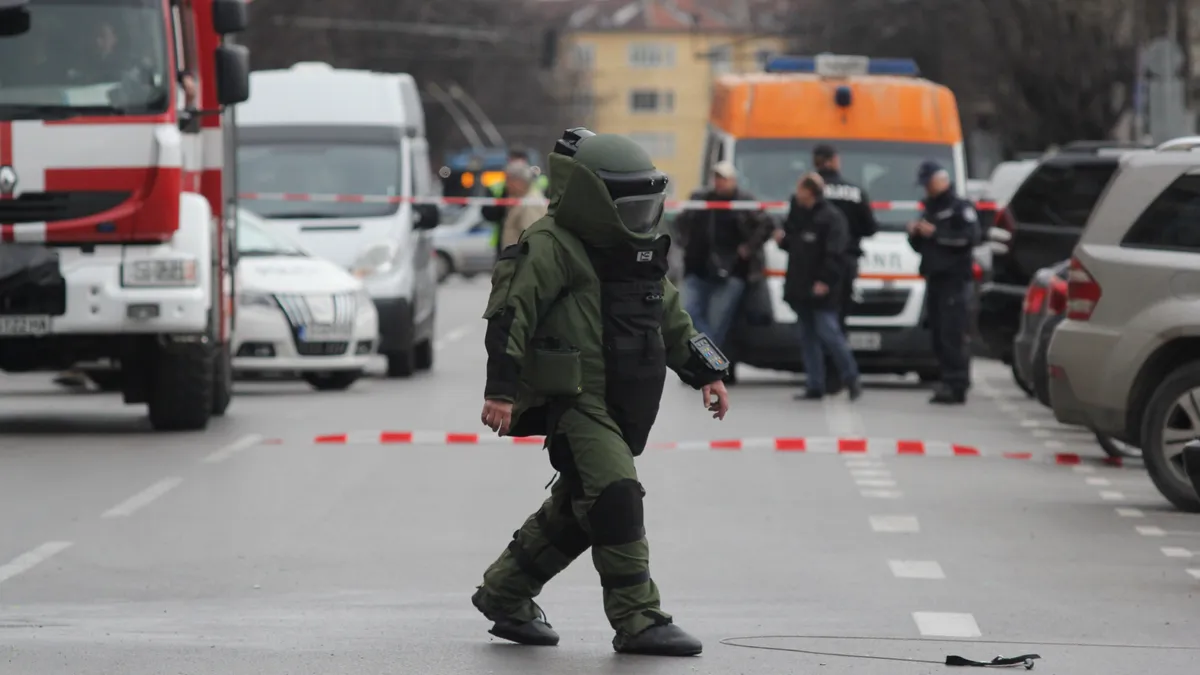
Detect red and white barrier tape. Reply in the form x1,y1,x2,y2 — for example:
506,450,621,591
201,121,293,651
291,431,1131,466
239,192,998,214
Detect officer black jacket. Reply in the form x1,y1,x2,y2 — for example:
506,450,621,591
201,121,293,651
907,187,980,281
817,169,878,257
779,197,850,310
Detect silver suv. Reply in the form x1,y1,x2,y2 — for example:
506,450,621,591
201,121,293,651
1048,138,1200,511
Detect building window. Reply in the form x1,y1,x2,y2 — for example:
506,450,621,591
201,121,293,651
628,42,675,68
572,43,595,70
627,132,676,159
711,45,732,75
629,89,675,114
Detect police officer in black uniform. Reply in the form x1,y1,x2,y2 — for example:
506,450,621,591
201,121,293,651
812,144,878,330
907,161,980,405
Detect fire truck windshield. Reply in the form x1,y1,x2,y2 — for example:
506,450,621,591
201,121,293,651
0,0,170,118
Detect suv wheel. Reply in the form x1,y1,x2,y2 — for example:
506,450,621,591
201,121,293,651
1140,362,1200,512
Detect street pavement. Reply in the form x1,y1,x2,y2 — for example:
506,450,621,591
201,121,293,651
1,278,1198,674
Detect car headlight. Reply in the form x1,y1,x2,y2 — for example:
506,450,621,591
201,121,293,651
238,291,275,308
121,257,198,287
351,241,400,279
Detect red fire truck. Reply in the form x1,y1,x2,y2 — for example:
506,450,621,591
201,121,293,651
0,0,250,430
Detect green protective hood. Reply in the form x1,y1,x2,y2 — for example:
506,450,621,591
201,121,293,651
545,152,660,248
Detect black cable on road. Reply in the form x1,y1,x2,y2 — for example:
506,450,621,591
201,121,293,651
720,634,1200,669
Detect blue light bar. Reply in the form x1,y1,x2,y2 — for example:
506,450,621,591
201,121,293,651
764,54,920,77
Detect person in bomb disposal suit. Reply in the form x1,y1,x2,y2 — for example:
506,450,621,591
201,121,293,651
811,144,879,329
474,128,732,656
907,161,980,405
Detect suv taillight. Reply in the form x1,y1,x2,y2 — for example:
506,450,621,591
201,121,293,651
994,207,1016,233
1066,257,1101,320
1046,277,1068,315
1023,284,1047,314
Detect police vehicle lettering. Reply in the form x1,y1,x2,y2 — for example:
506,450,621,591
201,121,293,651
823,184,863,203
864,251,905,271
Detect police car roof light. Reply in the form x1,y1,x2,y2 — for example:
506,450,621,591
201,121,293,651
764,54,920,77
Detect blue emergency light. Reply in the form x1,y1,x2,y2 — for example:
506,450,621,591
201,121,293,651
764,54,920,77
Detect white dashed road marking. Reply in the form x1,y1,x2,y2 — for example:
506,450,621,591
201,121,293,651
845,459,884,468
912,612,982,637
1100,491,1126,501
1188,569,1200,580
889,560,946,579
1074,465,1097,474
102,478,183,518
0,541,73,585
870,515,920,533
861,489,904,499
203,434,263,464
1086,477,1111,486
850,469,891,478
1162,547,1193,558
1116,508,1144,517
1136,526,1166,537
856,479,898,488
822,397,864,437
435,325,473,351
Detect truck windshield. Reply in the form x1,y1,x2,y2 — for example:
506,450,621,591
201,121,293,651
0,0,170,117
732,139,957,232
238,143,404,219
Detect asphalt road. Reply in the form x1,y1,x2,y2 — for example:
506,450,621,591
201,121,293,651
1,278,1198,674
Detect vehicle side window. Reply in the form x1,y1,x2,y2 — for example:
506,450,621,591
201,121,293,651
1008,162,1117,227
1122,174,1200,252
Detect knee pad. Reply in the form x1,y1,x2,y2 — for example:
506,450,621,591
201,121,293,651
588,479,645,546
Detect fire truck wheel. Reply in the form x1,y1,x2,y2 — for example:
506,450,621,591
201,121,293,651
147,339,215,431
212,343,233,416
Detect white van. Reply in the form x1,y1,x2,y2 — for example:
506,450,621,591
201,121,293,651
236,62,439,377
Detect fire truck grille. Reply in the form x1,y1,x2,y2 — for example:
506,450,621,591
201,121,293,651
0,191,130,224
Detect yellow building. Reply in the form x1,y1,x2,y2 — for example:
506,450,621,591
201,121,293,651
557,0,785,198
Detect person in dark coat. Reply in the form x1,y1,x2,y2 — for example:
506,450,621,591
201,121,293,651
675,161,775,351
775,173,862,401
812,144,879,330
907,161,980,404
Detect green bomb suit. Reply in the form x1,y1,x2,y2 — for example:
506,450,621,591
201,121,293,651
472,132,726,656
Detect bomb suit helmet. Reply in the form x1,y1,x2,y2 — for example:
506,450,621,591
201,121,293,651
551,128,669,235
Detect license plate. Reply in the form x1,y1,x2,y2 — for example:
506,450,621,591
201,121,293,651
848,331,882,351
0,315,51,336
298,324,349,342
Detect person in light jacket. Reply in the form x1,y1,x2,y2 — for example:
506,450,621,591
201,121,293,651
499,162,547,250
775,173,862,401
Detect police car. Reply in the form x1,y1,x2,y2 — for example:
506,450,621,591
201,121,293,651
232,209,380,391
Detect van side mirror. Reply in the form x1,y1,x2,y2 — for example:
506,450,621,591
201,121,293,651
212,0,248,34
214,44,250,105
414,204,440,230
0,4,31,37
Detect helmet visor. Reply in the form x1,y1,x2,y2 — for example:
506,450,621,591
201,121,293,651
614,193,666,234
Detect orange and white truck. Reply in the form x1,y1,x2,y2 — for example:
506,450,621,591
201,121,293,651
0,0,250,429
701,53,972,382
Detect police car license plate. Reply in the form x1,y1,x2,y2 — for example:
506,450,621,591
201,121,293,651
298,324,349,342
848,331,882,351
0,315,51,336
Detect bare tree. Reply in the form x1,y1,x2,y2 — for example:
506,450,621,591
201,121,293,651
242,0,573,164
789,0,1135,155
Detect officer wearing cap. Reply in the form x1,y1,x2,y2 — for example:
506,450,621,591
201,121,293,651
907,161,979,404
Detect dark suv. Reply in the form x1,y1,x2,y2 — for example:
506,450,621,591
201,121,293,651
976,142,1149,365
